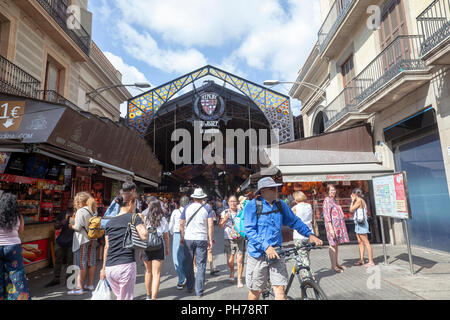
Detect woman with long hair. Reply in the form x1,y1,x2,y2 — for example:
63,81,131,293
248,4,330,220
142,196,170,300
68,191,98,295
0,193,30,300
99,185,148,300
322,184,349,273
350,188,375,267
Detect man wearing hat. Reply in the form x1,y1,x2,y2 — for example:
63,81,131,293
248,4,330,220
179,188,215,297
244,177,323,300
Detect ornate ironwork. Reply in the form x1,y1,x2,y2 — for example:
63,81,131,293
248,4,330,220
324,36,428,129
417,0,450,57
36,0,91,55
128,65,292,143
0,54,41,99
318,0,356,53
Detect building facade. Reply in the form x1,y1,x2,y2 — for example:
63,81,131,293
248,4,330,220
0,0,130,120
291,0,450,252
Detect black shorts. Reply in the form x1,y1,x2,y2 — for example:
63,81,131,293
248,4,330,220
142,243,165,261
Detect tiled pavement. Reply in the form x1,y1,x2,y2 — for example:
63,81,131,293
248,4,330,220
27,225,450,300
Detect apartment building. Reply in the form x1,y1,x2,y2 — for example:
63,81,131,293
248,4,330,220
291,0,450,252
0,0,130,120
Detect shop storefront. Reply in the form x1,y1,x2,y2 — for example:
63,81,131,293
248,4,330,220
263,125,393,244
0,151,72,273
0,93,162,273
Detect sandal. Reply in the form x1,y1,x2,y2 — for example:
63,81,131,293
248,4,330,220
354,261,364,266
337,265,347,270
363,263,376,268
333,268,344,273
237,280,244,288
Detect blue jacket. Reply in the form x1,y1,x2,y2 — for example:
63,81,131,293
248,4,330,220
244,197,312,258
100,199,120,229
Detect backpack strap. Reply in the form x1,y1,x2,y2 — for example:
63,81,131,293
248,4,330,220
256,198,282,220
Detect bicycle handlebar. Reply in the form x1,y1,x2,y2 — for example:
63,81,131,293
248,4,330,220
277,242,317,258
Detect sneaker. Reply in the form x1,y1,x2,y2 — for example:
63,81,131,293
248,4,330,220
67,289,84,295
146,295,152,300
84,285,95,291
45,279,60,288
210,267,220,275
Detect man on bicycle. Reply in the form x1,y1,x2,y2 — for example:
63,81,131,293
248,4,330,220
244,177,323,300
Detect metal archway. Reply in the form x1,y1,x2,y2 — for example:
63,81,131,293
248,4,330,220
127,65,293,143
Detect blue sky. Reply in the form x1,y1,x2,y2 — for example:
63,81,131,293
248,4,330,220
87,0,322,116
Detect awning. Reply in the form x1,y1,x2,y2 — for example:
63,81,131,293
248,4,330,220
0,93,162,185
264,125,394,182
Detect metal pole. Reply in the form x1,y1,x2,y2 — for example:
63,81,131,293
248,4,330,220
379,216,388,265
403,219,414,275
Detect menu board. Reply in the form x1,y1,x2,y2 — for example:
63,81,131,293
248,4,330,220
373,172,411,219
22,239,49,265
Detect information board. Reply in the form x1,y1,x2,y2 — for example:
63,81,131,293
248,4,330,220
373,172,411,219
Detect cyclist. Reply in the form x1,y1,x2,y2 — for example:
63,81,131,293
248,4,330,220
244,177,323,300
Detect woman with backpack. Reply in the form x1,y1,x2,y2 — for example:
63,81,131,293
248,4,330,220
219,195,245,288
350,188,375,267
141,196,170,300
68,192,98,295
99,187,148,300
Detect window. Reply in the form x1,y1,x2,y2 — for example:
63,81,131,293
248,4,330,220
341,55,357,105
0,14,11,58
44,56,64,102
379,0,409,70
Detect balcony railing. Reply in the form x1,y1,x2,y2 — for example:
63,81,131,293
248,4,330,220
36,0,91,56
324,36,428,129
38,90,80,111
318,0,355,53
0,54,41,99
417,0,450,57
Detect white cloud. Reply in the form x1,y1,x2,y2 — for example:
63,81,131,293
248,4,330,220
103,51,152,117
116,22,208,74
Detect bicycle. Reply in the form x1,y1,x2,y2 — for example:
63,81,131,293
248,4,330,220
261,242,327,300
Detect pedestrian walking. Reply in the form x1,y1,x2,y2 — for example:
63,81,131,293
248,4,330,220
219,195,245,288
179,188,215,297
350,188,375,268
244,178,322,300
204,200,220,275
68,192,98,295
141,196,170,300
45,199,74,287
291,191,314,278
0,193,31,300
169,196,189,290
322,184,350,273
99,185,148,300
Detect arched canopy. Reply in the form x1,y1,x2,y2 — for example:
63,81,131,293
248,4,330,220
127,65,293,143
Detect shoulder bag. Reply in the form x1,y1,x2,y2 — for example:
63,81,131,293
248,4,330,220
123,213,148,250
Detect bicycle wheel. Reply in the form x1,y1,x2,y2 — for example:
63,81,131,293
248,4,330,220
300,279,327,300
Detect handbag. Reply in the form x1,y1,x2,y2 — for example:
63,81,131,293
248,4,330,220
355,208,365,224
145,226,163,252
123,213,148,250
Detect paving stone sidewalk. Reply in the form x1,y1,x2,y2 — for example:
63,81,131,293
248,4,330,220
26,226,450,300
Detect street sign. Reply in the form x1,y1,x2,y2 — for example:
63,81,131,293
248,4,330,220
372,171,411,219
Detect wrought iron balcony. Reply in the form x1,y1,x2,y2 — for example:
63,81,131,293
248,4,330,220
318,0,355,53
36,0,91,56
0,54,41,99
38,90,80,111
417,0,450,57
324,36,428,130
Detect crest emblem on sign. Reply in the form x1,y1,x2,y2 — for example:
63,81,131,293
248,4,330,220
200,93,218,116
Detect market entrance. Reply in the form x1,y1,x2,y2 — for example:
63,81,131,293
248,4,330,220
127,66,293,197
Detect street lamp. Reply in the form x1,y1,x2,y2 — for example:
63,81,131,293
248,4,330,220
86,82,151,103
263,80,326,98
